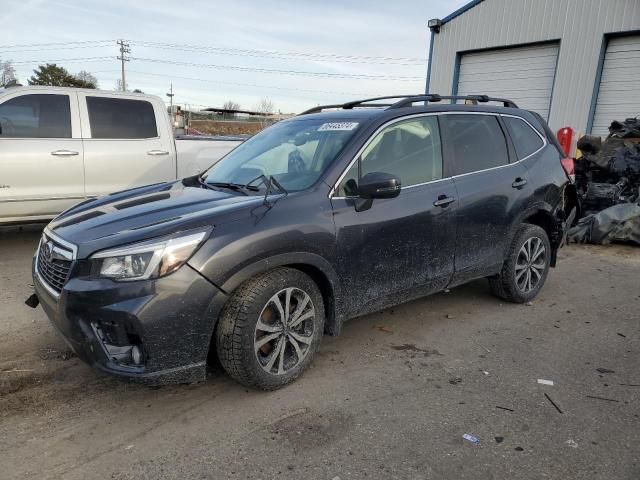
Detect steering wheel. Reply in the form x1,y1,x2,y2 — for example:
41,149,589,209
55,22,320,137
0,116,16,136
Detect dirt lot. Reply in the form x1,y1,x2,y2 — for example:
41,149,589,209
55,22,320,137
1,226,639,480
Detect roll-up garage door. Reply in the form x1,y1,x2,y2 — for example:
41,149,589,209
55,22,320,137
591,35,640,136
457,43,559,120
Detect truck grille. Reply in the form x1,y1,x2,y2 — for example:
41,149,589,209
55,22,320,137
37,235,73,295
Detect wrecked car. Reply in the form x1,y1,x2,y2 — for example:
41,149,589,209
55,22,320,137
27,94,576,390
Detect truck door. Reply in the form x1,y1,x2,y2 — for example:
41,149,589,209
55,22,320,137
0,91,85,222
78,93,175,197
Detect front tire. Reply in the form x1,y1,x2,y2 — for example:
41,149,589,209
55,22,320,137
216,267,325,390
489,223,551,303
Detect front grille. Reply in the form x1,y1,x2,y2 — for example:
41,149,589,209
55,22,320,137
37,236,73,295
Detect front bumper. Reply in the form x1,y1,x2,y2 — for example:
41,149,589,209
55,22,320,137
33,260,228,385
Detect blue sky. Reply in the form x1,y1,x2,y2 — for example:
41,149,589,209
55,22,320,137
1,0,467,112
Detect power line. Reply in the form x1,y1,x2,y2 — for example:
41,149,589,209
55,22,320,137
0,40,115,50
9,56,421,80
130,40,424,66
11,57,113,65
131,57,422,81
0,38,424,66
124,70,388,96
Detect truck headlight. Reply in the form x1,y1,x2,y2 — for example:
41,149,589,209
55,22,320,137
90,228,210,281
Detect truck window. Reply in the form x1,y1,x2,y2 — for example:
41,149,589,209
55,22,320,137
87,97,157,139
0,94,71,138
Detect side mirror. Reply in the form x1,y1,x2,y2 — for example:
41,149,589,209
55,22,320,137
358,172,401,199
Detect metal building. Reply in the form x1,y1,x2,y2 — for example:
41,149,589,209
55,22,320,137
425,0,640,135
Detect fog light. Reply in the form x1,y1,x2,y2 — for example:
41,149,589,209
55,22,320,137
131,345,143,365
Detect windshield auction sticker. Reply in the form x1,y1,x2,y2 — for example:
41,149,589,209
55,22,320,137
318,122,359,131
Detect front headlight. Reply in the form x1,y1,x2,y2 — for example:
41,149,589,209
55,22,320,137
90,228,210,281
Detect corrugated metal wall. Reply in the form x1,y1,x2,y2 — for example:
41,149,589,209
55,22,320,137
428,0,640,133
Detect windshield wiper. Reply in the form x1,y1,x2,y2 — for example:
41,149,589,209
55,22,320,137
199,177,259,195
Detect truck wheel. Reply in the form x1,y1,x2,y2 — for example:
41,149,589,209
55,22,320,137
489,223,551,303
216,267,325,390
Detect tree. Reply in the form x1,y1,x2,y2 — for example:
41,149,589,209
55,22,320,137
223,100,240,111
75,70,98,89
254,97,274,115
28,63,95,88
0,59,17,87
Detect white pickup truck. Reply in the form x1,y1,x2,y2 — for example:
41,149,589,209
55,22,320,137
0,86,242,224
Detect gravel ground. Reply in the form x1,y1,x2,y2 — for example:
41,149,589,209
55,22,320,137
1,225,638,480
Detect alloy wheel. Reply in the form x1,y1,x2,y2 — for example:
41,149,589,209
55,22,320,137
515,237,546,293
254,287,316,375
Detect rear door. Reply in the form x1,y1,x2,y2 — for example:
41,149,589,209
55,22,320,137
441,113,532,285
0,91,85,222
78,93,176,197
331,115,457,317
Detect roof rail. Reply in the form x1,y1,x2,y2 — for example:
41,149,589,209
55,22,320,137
298,95,418,115
388,94,518,109
298,94,518,116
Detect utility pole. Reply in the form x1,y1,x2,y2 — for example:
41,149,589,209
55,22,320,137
166,83,174,125
117,39,130,91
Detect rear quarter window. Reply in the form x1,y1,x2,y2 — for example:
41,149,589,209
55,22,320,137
87,97,157,139
503,116,544,159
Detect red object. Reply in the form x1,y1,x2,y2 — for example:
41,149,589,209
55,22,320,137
560,156,575,182
556,126,573,157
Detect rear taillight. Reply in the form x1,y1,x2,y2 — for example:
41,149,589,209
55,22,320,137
557,126,574,157
560,156,575,183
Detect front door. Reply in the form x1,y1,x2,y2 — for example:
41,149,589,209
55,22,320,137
0,92,85,222
330,115,457,317
78,93,175,198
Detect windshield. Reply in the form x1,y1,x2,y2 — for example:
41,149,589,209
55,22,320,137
202,118,360,192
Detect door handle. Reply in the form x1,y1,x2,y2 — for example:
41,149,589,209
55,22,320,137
433,195,456,208
147,150,169,156
51,150,79,156
512,177,528,189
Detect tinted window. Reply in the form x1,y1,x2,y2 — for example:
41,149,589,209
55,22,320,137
87,97,157,139
338,116,442,196
443,115,509,176
0,94,71,138
504,116,544,159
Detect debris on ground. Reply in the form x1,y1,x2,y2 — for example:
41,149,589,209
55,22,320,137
494,436,504,443
596,367,615,374
449,377,463,385
495,406,514,412
462,433,480,445
565,439,579,448
373,325,393,333
585,395,620,403
568,203,640,246
538,379,554,386
570,118,640,246
544,393,564,414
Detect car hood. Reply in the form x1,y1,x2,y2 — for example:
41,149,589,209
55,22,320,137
47,180,267,258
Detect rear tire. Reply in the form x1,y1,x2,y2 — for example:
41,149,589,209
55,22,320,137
216,267,325,390
489,223,551,303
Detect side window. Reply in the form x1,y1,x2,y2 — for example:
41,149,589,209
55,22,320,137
337,116,442,196
0,94,71,138
503,116,544,159
442,114,509,176
87,97,157,139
